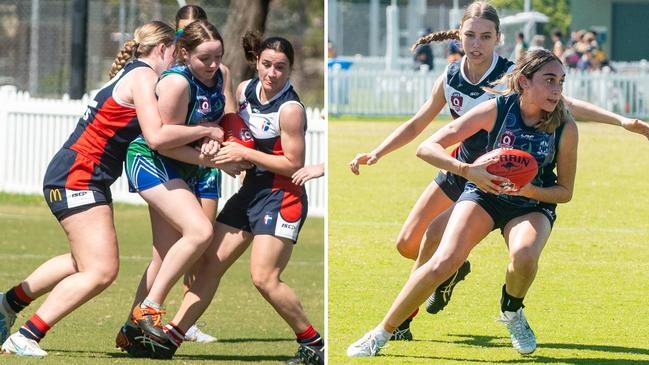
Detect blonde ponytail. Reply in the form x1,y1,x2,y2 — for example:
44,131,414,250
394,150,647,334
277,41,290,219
107,20,175,79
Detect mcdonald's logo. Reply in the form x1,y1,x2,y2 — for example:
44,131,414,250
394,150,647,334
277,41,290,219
49,189,62,202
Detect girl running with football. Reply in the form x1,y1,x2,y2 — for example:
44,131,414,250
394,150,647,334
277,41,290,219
349,0,649,340
0,21,224,357
348,48,577,357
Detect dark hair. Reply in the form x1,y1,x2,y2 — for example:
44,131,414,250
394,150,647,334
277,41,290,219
176,20,223,64
552,29,563,38
242,31,295,67
485,48,572,133
410,1,499,52
175,5,207,29
517,32,525,39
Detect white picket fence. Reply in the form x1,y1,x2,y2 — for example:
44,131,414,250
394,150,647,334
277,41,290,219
0,86,326,217
329,66,649,118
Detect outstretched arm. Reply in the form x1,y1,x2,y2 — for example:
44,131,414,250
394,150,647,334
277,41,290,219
349,73,447,175
564,96,649,140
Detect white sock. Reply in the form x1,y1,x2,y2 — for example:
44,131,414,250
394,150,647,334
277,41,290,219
142,297,161,310
372,326,392,341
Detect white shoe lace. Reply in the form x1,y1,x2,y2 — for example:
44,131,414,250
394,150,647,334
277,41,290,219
348,332,388,357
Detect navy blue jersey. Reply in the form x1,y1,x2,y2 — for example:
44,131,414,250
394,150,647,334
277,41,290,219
238,78,306,191
159,64,226,125
444,54,514,164
61,60,150,185
487,94,565,207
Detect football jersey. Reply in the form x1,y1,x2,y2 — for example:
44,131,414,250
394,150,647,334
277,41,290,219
487,93,566,207
444,53,514,164
238,78,306,189
62,60,151,182
159,64,226,126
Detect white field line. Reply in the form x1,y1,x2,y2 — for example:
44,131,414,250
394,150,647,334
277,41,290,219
330,220,647,234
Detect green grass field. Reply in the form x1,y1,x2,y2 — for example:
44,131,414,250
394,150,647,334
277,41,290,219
329,118,649,364
0,193,323,364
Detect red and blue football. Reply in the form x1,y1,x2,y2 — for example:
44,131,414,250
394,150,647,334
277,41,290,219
220,113,255,149
474,148,538,190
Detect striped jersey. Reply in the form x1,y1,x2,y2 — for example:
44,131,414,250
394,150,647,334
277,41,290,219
62,60,150,183
444,53,514,164
238,78,305,189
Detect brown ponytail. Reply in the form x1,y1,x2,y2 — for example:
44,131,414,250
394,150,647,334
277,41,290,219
410,30,460,53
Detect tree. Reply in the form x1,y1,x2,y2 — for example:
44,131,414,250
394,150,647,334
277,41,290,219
222,0,271,88
490,0,572,36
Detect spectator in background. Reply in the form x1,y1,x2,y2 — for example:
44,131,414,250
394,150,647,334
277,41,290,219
528,34,545,52
447,39,464,63
414,29,434,71
551,29,564,59
512,32,527,61
328,39,336,59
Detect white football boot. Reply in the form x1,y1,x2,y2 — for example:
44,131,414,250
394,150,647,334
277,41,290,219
1,332,48,357
497,308,537,355
346,328,390,357
184,323,217,343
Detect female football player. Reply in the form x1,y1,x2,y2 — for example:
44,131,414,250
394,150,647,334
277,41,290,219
349,0,649,340
145,32,324,364
348,48,577,357
0,21,224,357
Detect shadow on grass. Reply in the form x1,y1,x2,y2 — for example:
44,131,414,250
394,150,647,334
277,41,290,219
51,348,293,362
386,333,649,364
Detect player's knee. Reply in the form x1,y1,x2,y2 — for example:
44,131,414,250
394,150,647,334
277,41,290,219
250,270,278,293
186,221,214,250
426,254,463,281
395,236,418,260
90,261,119,289
510,248,539,274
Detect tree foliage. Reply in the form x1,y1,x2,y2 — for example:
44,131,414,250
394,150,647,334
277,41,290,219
490,0,572,35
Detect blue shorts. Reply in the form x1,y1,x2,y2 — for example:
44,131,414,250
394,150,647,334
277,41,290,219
43,148,113,221
458,184,557,233
434,170,468,202
216,181,308,243
189,167,221,199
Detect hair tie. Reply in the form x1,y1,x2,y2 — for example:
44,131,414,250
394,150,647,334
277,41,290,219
175,28,184,39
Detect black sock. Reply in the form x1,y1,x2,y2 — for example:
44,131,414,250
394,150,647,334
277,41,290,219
500,284,524,312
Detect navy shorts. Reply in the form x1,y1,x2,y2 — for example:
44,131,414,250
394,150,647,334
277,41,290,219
434,170,468,202
458,184,557,233
43,148,113,221
216,182,308,243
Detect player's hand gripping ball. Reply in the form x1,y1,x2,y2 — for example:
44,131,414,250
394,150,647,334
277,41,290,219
474,148,538,191
220,113,255,149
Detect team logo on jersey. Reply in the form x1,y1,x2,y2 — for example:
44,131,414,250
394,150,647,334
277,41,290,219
262,119,272,132
264,212,273,225
198,96,211,113
239,128,254,142
498,130,516,148
450,92,464,112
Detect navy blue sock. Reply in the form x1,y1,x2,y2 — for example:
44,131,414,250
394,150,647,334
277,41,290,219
500,284,524,312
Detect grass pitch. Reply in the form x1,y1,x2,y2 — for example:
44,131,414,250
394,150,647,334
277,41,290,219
0,193,323,364
329,118,649,364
